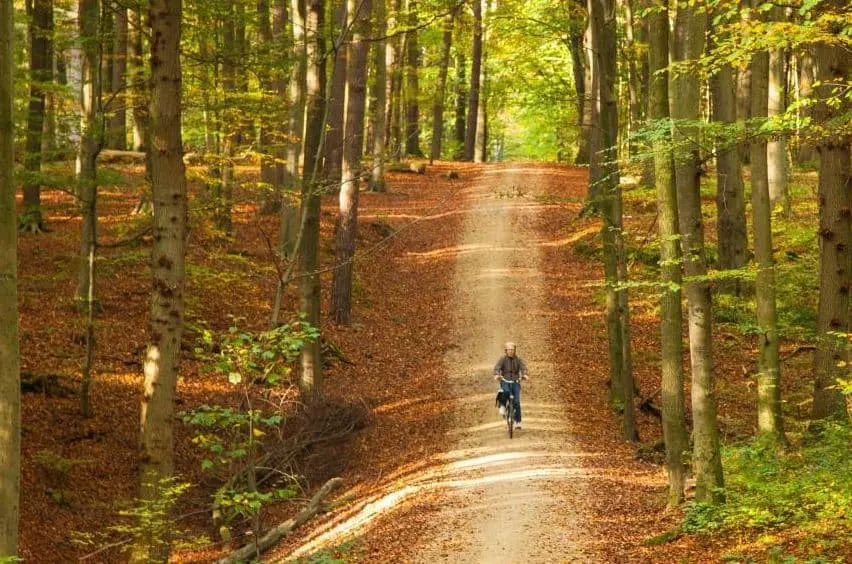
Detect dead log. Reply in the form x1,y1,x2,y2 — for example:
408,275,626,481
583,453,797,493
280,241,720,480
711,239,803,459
217,477,344,564
388,161,426,174
639,397,662,420
98,149,146,164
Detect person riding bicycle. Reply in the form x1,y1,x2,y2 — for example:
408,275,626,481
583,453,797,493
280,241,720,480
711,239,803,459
493,342,528,429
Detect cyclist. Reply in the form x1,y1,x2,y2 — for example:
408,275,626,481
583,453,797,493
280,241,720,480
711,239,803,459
493,342,529,429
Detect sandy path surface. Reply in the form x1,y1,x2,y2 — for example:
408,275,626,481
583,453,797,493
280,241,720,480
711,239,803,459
406,165,594,563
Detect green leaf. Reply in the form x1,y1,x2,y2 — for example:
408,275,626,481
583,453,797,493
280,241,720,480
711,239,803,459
201,459,214,470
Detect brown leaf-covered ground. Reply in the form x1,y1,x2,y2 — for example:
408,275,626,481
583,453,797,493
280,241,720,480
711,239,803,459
14,160,839,563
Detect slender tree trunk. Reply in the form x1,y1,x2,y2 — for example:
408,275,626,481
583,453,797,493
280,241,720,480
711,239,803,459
369,0,387,191
404,0,421,156
0,0,21,555
811,6,851,421
430,10,453,162
463,0,481,161
767,7,788,213
671,0,724,503
385,0,402,161
331,0,371,324
324,0,348,184
299,0,326,397
568,25,586,164
22,0,54,232
271,0,306,328
623,0,641,158
217,2,239,234
108,4,127,150
711,57,747,295
129,7,148,154
133,0,186,560
736,5,751,166
453,51,466,159
75,0,102,306
648,0,686,506
577,19,594,166
749,30,785,444
795,52,816,164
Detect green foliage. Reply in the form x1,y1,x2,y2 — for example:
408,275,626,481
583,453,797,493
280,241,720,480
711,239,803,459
296,540,363,564
34,450,87,508
682,424,852,550
181,318,318,524
73,477,194,559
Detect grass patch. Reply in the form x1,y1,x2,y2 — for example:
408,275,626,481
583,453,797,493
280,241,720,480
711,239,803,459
681,424,851,557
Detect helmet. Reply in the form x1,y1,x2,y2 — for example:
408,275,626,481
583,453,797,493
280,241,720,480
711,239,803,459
504,341,516,351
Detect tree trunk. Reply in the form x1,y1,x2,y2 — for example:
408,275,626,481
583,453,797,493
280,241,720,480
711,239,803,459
108,4,127,150
299,0,326,397
385,0,403,161
648,0,686,507
324,0,348,184
453,51,466,159
133,0,186,560
568,24,586,164
430,10,453,162
271,0,306,328
623,0,642,158
710,58,747,295
671,0,724,504
369,0,387,191
404,0,421,157
331,0,371,324
749,29,785,444
463,0,481,161
767,8,788,213
735,6,751,166
811,7,852,421
22,0,54,232
795,52,816,164
577,19,594,166
0,0,20,555
129,7,149,154
75,0,102,306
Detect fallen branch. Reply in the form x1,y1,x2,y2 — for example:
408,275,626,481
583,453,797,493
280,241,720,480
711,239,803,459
217,477,344,564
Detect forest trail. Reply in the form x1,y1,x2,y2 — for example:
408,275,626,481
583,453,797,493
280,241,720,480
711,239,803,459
406,163,594,562
285,163,610,562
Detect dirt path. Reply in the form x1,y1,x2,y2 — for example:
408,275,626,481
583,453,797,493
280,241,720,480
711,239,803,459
406,165,594,562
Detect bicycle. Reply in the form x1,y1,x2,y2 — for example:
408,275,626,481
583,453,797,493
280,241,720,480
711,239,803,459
498,376,525,439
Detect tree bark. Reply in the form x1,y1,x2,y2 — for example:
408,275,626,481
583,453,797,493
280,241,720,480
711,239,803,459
648,0,686,507
75,0,102,306
430,10,453,162
324,0,348,184
129,7,149,154
749,28,785,444
463,0,481,161
404,0,421,156
369,0,387,191
299,0,326,397
22,0,54,232
331,0,371,324
795,52,816,164
811,5,851,421
133,0,186,560
107,4,128,150
385,0,403,161
767,8,788,213
710,57,747,294
0,0,21,555
577,18,594,166
671,0,724,504
568,24,586,164
453,51,466,159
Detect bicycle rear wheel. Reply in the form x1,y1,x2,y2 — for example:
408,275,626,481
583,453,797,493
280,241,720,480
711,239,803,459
506,399,514,438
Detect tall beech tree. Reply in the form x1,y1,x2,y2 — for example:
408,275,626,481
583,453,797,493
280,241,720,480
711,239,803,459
331,0,371,324
648,0,686,506
0,0,20,555
324,0,348,184
404,0,422,156
671,1,724,503
811,1,851,421
453,51,466,158
463,0,481,161
430,9,454,161
298,0,327,397
75,0,103,306
766,6,788,213
369,0,388,191
748,14,784,443
134,0,186,560
22,0,53,233
107,4,128,150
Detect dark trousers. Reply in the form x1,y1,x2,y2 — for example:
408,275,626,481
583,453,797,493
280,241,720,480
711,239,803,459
500,380,522,422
